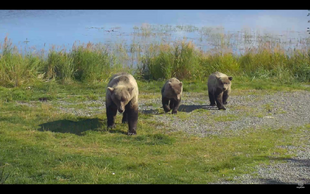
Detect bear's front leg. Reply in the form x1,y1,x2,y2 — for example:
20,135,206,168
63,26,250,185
169,98,175,111
162,97,171,112
215,92,226,110
106,103,117,128
209,91,216,106
171,98,181,114
223,90,229,105
126,104,138,135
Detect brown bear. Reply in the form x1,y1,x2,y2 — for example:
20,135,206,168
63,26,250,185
207,71,232,110
106,72,139,135
161,77,183,114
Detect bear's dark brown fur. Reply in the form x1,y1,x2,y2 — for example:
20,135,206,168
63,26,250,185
106,72,139,135
161,77,183,114
207,71,232,110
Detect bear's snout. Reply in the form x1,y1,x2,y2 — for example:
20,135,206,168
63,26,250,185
118,108,124,113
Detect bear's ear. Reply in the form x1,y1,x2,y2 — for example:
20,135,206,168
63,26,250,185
228,76,233,81
168,82,172,87
179,82,183,87
108,87,114,93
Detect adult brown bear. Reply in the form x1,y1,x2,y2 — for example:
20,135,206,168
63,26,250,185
106,72,139,135
161,77,183,114
207,71,232,110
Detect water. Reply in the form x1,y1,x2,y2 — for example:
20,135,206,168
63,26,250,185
0,10,308,56
0,10,131,51
0,10,204,51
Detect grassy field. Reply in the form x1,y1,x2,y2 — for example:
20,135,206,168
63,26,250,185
0,79,309,184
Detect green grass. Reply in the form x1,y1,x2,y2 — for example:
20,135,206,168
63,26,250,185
213,114,240,122
0,81,309,184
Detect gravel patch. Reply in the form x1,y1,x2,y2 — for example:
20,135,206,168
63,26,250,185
149,91,310,137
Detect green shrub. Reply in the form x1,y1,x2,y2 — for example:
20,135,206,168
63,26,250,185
71,43,112,82
139,41,201,81
0,37,42,87
44,51,74,83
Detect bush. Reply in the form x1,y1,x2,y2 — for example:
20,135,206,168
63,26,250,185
44,51,74,83
0,37,42,87
138,41,201,80
71,43,112,82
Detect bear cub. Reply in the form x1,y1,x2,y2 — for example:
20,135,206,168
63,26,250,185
161,77,183,114
207,71,232,110
106,72,139,135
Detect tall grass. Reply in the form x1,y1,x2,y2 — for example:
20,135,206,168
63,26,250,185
139,40,310,82
0,24,309,87
44,50,74,83
139,41,201,80
0,38,126,86
70,43,112,82
0,37,42,87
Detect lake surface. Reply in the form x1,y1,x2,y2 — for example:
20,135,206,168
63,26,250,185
0,10,308,55
0,10,211,49
0,10,139,51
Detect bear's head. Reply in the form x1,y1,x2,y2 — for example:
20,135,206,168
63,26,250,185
217,76,232,91
169,82,183,100
108,86,134,113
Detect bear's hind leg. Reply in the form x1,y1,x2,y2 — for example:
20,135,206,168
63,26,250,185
162,97,171,112
209,91,216,106
107,103,117,128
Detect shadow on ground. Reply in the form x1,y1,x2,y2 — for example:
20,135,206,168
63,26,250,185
140,105,217,115
178,104,217,112
38,118,104,136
